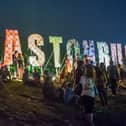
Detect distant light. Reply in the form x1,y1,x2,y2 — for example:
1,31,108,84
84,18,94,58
52,76,56,81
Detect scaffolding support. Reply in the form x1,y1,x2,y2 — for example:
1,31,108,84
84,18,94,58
43,51,53,71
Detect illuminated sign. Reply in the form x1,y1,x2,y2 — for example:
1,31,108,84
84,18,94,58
4,29,22,65
66,39,80,62
110,43,123,65
0,29,126,69
83,40,96,64
49,36,62,68
28,34,45,66
97,42,110,67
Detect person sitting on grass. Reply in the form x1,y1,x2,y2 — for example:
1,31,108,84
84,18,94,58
0,65,11,82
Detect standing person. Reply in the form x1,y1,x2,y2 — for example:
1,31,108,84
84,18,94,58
12,50,18,77
117,64,125,89
17,53,24,79
107,61,119,96
97,63,108,106
93,63,100,85
22,68,29,84
23,53,28,68
75,60,84,85
117,64,125,81
80,65,96,126
64,55,73,75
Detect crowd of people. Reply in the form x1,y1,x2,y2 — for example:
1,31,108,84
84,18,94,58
43,55,126,126
0,50,126,125
0,50,42,87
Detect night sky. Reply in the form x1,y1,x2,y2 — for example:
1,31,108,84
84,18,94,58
0,0,126,42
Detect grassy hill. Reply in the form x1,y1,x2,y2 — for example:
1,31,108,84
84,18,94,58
0,80,126,126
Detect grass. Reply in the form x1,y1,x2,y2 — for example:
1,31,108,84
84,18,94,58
0,80,126,126
0,81,49,113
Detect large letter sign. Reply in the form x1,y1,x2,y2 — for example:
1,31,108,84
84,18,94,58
66,39,80,62
124,45,126,65
110,43,118,65
49,36,62,68
117,43,123,64
28,34,45,66
83,40,96,64
4,29,22,65
2,28,126,72
97,42,110,67
110,43,123,65
66,39,80,72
